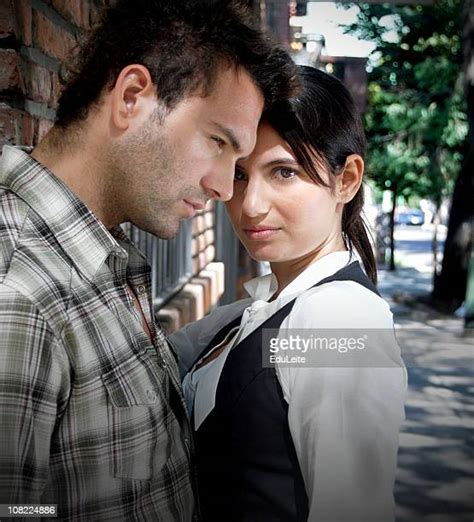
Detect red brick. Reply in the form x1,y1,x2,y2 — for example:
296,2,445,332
38,118,54,141
197,234,206,252
51,0,81,26
192,214,205,235
192,256,199,275
205,244,215,264
204,228,214,246
204,211,214,229
169,294,194,326
51,0,91,29
0,107,23,146
191,276,212,314
156,306,181,334
172,292,199,324
200,268,219,306
207,261,225,297
51,72,62,108
0,50,24,93
24,63,51,104
22,112,35,145
182,282,205,320
33,10,76,61
191,237,198,257
15,0,32,46
0,0,16,40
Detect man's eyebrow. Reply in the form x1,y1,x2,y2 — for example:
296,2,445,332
209,121,242,153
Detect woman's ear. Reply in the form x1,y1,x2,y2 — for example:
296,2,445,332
336,154,364,203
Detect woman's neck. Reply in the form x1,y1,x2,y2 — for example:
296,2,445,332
269,237,347,299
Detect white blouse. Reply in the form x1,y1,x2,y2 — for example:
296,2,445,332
171,251,407,522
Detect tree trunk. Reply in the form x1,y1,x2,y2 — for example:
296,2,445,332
432,201,442,279
389,185,397,271
433,0,474,311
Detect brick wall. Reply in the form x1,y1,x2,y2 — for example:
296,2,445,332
158,200,226,333
0,0,110,148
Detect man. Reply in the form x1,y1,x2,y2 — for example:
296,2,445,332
0,0,297,519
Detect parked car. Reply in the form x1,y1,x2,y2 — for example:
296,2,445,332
395,208,425,226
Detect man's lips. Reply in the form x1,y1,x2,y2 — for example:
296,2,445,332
183,199,206,218
184,199,206,211
242,226,281,240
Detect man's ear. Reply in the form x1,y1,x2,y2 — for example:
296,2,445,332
336,154,364,203
110,64,157,131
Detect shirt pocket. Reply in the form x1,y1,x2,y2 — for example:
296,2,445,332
102,354,171,480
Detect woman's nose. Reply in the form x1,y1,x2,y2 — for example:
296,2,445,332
241,180,270,218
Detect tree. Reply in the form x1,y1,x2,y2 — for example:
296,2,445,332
432,0,474,311
343,0,468,275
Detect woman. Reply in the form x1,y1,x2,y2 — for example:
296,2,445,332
171,66,407,521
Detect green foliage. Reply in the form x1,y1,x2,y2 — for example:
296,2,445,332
342,0,468,205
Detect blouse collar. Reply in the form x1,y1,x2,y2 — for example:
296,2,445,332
243,251,356,304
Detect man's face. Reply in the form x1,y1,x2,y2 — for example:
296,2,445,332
110,66,264,238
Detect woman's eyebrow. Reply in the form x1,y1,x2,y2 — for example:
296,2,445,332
264,158,299,168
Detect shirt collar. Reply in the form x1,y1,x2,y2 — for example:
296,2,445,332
243,251,355,303
0,145,127,282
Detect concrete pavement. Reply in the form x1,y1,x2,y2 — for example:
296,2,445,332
377,226,473,522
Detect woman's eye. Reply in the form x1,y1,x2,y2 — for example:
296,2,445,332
234,168,247,182
274,167,297,180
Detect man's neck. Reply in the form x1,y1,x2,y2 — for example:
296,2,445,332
31,129,121,228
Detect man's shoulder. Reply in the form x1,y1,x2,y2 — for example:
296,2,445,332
0,187,73,333
0,188,30,271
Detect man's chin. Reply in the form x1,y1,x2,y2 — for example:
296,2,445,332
152,225,181,240
137,220,181,240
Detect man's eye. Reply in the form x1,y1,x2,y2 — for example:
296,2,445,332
211,136,225,148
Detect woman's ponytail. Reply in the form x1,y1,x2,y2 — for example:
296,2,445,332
342,187,377,285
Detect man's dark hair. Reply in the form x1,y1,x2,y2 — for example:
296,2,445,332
55,0,298,128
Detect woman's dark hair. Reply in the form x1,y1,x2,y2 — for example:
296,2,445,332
264,65,377,284
55,0,297,128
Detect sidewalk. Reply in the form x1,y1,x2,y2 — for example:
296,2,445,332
377,258,474,521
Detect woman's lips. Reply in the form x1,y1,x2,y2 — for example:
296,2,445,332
242,227,280,240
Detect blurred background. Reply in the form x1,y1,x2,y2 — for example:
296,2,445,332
0,0,472,520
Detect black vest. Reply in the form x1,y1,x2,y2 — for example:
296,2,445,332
193,261,379,522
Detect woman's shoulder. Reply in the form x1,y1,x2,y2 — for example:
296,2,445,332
287,278,393,329
276,279,406,404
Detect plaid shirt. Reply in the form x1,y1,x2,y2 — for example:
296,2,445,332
0,146,196,521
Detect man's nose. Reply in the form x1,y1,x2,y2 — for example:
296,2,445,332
201,165,235,202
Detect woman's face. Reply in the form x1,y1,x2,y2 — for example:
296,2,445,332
225,122,345,265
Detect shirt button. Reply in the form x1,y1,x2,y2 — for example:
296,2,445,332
137,284,146,295
146,389,157,403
